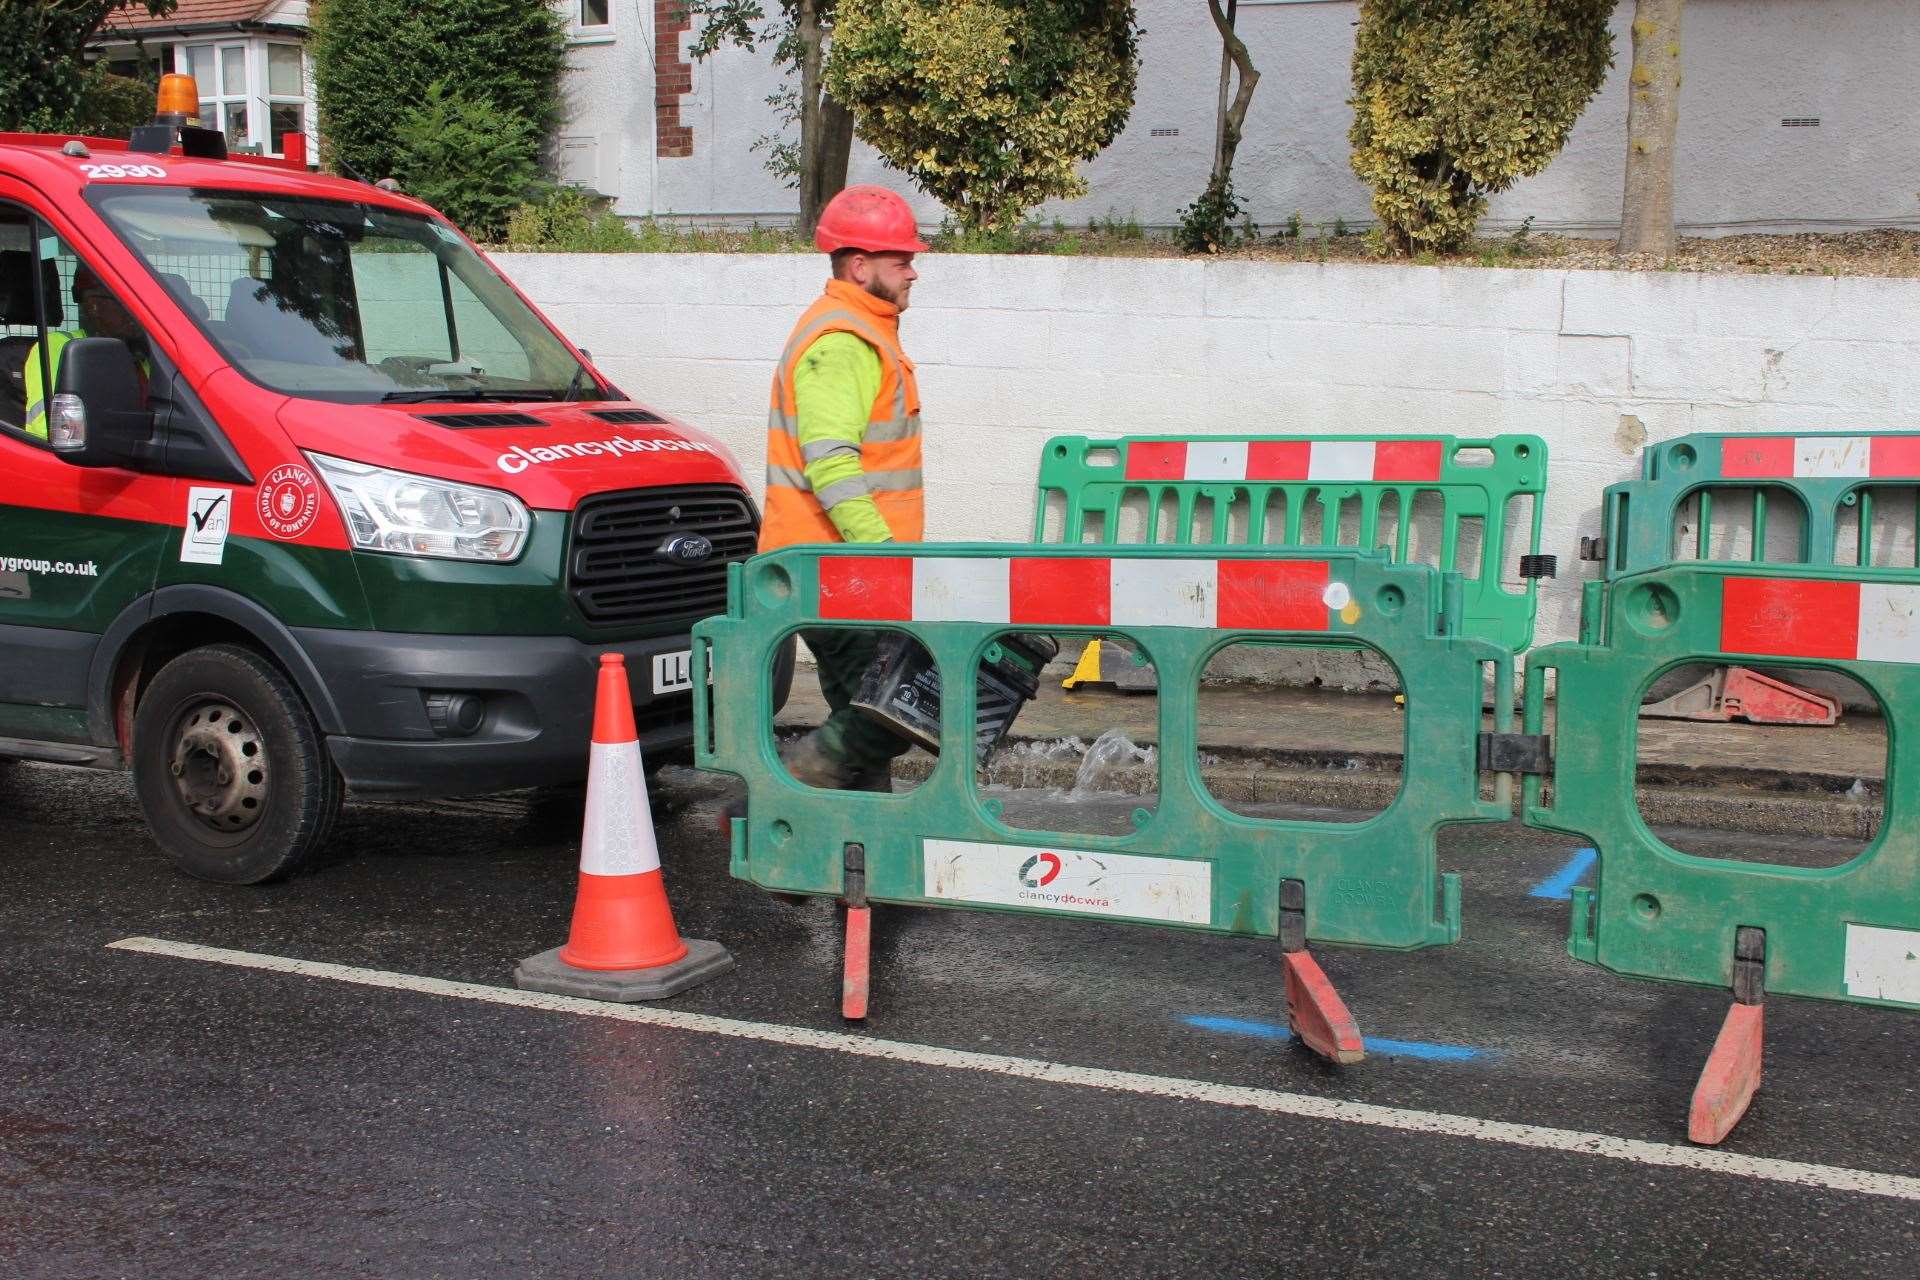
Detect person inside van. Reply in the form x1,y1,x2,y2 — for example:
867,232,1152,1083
24,264,148,439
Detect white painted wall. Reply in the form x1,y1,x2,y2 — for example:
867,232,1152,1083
494,251,1920,652
656,0,1920,235
552,0,653,212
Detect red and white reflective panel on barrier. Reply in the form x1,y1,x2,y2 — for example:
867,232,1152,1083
1122,439,1445,484
1721,577,1920,664
1719,435,1920,480
818,556,1336,631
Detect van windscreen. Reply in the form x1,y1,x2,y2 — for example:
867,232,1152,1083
88,187,604,405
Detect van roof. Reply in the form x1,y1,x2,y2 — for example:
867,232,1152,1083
0,132,432,216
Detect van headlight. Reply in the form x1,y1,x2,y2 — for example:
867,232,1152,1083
308,452,531,562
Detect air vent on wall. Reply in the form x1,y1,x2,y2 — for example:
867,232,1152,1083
1781,117,1821,128
415,411,545,429
591,409,668,424
1150,128,1179,138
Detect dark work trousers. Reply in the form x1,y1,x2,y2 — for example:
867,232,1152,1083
801,627,916,771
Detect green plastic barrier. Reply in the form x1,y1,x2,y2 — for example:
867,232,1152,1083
1598,431,1920,578
1032,433,1552,651
1524,561,1920,1007
694,543,1511,949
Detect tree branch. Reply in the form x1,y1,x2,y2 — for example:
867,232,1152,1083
1206,0,1258,184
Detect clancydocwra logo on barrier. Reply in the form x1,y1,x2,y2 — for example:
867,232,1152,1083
1017,852,1064,889
1013,852,1121,909
1014,851,1116,910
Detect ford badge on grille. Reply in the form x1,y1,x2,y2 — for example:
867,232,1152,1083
659,534,715,564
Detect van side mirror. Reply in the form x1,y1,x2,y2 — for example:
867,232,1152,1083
49,337,155,468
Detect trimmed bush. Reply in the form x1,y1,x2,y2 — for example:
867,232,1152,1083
1349,0,1613,254
504,187,643,252
826,0,1141,234
391,83,540,240
310,0,565,185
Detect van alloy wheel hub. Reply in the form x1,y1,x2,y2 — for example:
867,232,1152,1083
167,701,267,832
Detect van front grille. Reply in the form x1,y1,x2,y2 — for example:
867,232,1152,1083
567,484,758,628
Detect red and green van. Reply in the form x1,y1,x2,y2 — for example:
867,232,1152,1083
0,119,772,884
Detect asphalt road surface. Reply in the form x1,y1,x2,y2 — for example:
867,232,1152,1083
2,759,1916,1278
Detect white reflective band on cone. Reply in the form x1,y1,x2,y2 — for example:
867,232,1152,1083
580,739,662,877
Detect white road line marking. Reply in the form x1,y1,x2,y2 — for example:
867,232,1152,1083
108,935,1920,1204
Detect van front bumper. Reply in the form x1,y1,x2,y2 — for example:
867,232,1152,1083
296,626,709,797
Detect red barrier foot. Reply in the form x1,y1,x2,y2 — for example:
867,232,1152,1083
1282,950,1364,1065
1689,1002,1764,1145
842,905,871,1021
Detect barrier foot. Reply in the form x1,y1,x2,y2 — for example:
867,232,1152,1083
842,905,871,1021
1689,926,1767,1145
1282,950,1365,1065
841,842,870,1021
1688,1002,1764,1145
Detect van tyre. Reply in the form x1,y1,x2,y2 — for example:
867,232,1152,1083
132,644,342,885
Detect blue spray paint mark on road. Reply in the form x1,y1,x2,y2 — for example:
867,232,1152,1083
1188,1015,1292,1041
1360,1037,1482,1062
1184,1015,1488,1062
1529,847,1597,900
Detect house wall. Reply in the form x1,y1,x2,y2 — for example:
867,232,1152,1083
551,0,654,210
654,0,1920,236
493,250,1920,654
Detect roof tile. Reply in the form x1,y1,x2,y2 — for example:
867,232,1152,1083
105,1,282,33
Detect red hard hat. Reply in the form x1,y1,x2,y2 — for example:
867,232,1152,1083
815,185,928,255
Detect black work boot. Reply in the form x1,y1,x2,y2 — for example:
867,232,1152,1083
778,729,861,790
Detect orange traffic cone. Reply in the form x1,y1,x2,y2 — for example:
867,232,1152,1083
514,654,733,1001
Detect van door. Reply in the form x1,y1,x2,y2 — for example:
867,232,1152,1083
0,202,172,747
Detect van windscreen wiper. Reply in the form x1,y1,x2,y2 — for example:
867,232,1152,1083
377,389,557,404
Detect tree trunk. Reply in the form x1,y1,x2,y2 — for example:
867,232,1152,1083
1619,0,1684,256
797,0,828,233
1207,0,1258,186
815,92,853,222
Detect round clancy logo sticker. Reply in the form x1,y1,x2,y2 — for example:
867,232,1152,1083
256,464,320,540
1017,852,1063,889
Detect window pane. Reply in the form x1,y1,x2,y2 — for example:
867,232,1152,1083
188,45,214,89
447,269,531,380
220,45,246,96
0,214,41,432
354,245,455,367
17,233,147,432
197,100,215,126
223,102,248,146
270,104,304,152
268,44,302,97
581,0,610,25
94,188,595,402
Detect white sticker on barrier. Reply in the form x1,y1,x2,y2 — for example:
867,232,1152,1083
1308,440,1377,482
1794,436,1871,479
1185,440,1249,482
1857,584,1920,665
914,557,1010,624
922,838,1211,925
1110,558,1216,629
1843,923,1920,1005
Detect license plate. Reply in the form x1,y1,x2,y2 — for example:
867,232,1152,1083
652,649,693,694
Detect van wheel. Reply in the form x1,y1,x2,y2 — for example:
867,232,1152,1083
132,644,342,885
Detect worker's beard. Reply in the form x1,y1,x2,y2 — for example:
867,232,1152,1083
864,276,911,312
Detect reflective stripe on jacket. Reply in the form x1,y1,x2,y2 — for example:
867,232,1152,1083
22,329,77,440
760,279,924,552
